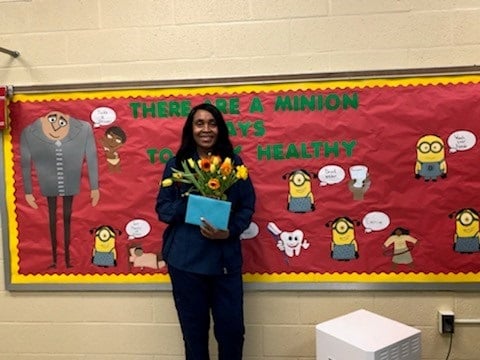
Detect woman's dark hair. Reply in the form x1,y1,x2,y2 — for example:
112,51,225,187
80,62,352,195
175,103,234,166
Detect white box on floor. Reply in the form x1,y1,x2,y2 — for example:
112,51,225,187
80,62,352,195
316,309,421,360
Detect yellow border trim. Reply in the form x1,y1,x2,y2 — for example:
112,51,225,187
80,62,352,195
9,271,480,285
243,271,480,283
11,74,480,103
10,272,171,284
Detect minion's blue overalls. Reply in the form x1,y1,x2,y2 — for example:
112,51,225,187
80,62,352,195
156,155,255,360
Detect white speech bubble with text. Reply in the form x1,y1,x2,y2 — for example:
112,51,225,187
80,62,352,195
318,165,346,186
91,107,117,127
126,218,151,240
448,130,476,153
362,211,390,233
240,222,259,240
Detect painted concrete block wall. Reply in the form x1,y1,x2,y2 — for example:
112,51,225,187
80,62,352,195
1,0,479,359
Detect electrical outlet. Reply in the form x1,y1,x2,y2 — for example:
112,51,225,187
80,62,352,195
438,310,455,334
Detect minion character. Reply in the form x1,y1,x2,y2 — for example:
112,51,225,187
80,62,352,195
449,208,480,253
91,225,121,267
283,169,315,213
325,217,360,261
415,134,447,181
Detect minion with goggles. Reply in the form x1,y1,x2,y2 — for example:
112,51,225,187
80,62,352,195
449,209,480,253
325,217,360,261
283,169,315,213
415,134,447,181
91,225,121,266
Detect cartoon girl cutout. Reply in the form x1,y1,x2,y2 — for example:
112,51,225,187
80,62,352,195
383,227,418,269
100,126,127,172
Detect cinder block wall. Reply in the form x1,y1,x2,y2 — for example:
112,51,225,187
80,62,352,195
1,1,479,359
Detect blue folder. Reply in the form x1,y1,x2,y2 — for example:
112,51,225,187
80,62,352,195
185,194,232,230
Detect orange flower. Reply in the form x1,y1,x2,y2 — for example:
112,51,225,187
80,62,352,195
208,178,221,190
219,157,233,176
199,157,211,171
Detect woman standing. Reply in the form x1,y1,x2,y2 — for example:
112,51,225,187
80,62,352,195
155,103,256,360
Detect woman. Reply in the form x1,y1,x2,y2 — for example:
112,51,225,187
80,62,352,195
155,103,256,360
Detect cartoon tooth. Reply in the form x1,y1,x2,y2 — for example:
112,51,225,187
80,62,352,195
267,222,310,257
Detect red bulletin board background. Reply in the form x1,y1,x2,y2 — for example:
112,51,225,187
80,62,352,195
3,73,480,289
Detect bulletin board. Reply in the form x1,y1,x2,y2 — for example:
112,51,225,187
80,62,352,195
3,66,480,291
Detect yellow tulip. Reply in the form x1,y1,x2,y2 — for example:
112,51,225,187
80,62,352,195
236,165,248,180
161,178,173,187
211,155,222,166
187,158,196,168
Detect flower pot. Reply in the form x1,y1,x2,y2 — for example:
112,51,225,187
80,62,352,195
185,194,232,230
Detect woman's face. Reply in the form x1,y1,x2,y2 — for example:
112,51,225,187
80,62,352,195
192,109,219,156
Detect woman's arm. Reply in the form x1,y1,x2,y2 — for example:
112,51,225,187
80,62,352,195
228,170,256,239
155,158,188,225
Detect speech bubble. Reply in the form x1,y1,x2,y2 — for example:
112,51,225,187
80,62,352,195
448,130,476,153
362,211,390,233
125,218,151,240
317,165,346,186
91,106,117,127
240,222,259,240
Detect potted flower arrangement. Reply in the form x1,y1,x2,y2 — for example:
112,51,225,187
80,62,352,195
160,154,249,229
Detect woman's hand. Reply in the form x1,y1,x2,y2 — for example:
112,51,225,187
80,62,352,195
200,218,229,240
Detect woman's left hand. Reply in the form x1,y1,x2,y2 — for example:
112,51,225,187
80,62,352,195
200,218,229,240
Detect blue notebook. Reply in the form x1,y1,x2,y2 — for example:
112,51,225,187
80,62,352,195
185,194,232,230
